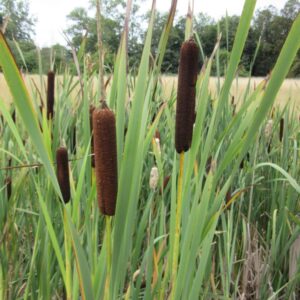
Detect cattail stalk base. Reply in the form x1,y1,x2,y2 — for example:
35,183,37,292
104,215,112,300
170,152,185,298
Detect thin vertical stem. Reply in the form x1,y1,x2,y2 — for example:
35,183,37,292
170,152,185,299
104,215,112,300
96,0,105,101
64,209,72,300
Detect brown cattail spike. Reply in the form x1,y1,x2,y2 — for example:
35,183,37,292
47,71,55,120
56,147,71,203
279,118,284,142
93,105,118,216
175,38,199,153
89,105,96,167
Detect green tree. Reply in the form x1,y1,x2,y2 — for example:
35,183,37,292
0,0,35,41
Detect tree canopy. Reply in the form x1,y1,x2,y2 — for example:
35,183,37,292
0,0,299,76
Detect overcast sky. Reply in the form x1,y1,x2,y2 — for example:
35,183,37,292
30,0,288,47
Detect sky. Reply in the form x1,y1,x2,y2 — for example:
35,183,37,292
29,0,288,47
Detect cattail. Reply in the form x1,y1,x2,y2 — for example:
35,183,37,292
90,105,95,167
56,147,71,203
93,103,118,216
149,166,159,190
4,177,12,200
175,38,199,153
47,71,55,120
279,118,284,142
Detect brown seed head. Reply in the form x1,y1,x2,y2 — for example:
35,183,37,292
93,105,118,216
47,71,55,120
175,38,199,153
56,147,71,203
279,118,284,142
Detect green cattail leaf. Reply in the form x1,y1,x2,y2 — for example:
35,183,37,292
255,163,300,193
64,209,94,300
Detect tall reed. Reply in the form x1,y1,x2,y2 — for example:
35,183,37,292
172,37,199,297
93,101,118,300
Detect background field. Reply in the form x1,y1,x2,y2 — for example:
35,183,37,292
1,74,300,112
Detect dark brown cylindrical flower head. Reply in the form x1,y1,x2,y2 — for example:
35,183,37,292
93,104,118,216
47,71,55,120
175,38,199,153
56,147,71,203
279,118,284,142
89,105,96,168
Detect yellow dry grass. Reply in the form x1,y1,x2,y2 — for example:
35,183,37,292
1,73,300,112
161,75,300,112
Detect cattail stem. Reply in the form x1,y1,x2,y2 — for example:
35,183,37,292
64,209,72,300
170,152,185,298
104,215,112,300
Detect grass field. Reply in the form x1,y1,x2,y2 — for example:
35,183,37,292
1,73,300,112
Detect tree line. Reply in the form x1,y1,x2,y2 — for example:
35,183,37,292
0,0,299,77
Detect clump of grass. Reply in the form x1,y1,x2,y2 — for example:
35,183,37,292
56,147,70,203
93,102,118,216
47,70,55,120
